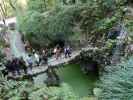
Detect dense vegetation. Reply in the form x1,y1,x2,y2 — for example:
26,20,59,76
0,35,5,63
0,73,78,100
17,0,127,48
98,56,133,100
18,0,133,99
0,0,133,100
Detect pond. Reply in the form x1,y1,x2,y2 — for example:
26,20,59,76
56,64,97,97
33,64,97,97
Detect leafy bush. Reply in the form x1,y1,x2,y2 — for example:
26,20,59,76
0,72,78,100
0,49,5,63
98,56,133,100
0,37,5,63
27,0,46,13
17,0,126,48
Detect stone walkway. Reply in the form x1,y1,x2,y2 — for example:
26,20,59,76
29,46,97,76
23,50,81,76
7,51,81,79
7,46,98,79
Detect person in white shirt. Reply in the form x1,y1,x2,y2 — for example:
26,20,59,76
34,51,40,66
26,54,33,69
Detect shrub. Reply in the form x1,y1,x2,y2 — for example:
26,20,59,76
98,56,133,100
0,73,78,100
17,0,126,48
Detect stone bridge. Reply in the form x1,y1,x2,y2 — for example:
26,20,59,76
7,46,103,79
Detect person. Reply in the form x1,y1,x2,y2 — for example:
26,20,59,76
107,26,121,39
64,45,71,58
53,47,57,55
42,49,48,64
5,60,14,75
12,58,21,75
33,51,40,66
19,57,27,74
56,46,61,60
49,48,53,57
26,54,33,70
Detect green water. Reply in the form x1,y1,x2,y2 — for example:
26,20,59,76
56,64,97,97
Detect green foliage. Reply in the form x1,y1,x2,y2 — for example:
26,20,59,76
0,0,14,18
29,83,78,100
17,7,75,47
27,0,58,12
17,0,127,48
0,73,78,100
0,37,5,48
105,39,117,50
0,49,5,63
27,0,46,13
17,11,52,47
18,0,124,47
98,56,133,100
125,19,133,38
0,36,5,63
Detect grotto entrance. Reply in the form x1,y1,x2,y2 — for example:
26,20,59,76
52,32,65,48
80,57,99,78
54,39,65,48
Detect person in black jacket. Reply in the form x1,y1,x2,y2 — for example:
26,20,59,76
19,57,27,74
5,60,15,76
12,58,21,75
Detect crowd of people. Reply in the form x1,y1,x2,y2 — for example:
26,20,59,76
53,45,72,59
4,45,72,76
5,57,27,76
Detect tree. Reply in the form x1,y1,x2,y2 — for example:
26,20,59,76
17,0,126,48
0,0,7,25
0,0,18,19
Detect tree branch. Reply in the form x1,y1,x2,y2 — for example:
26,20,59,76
8,0,16,11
